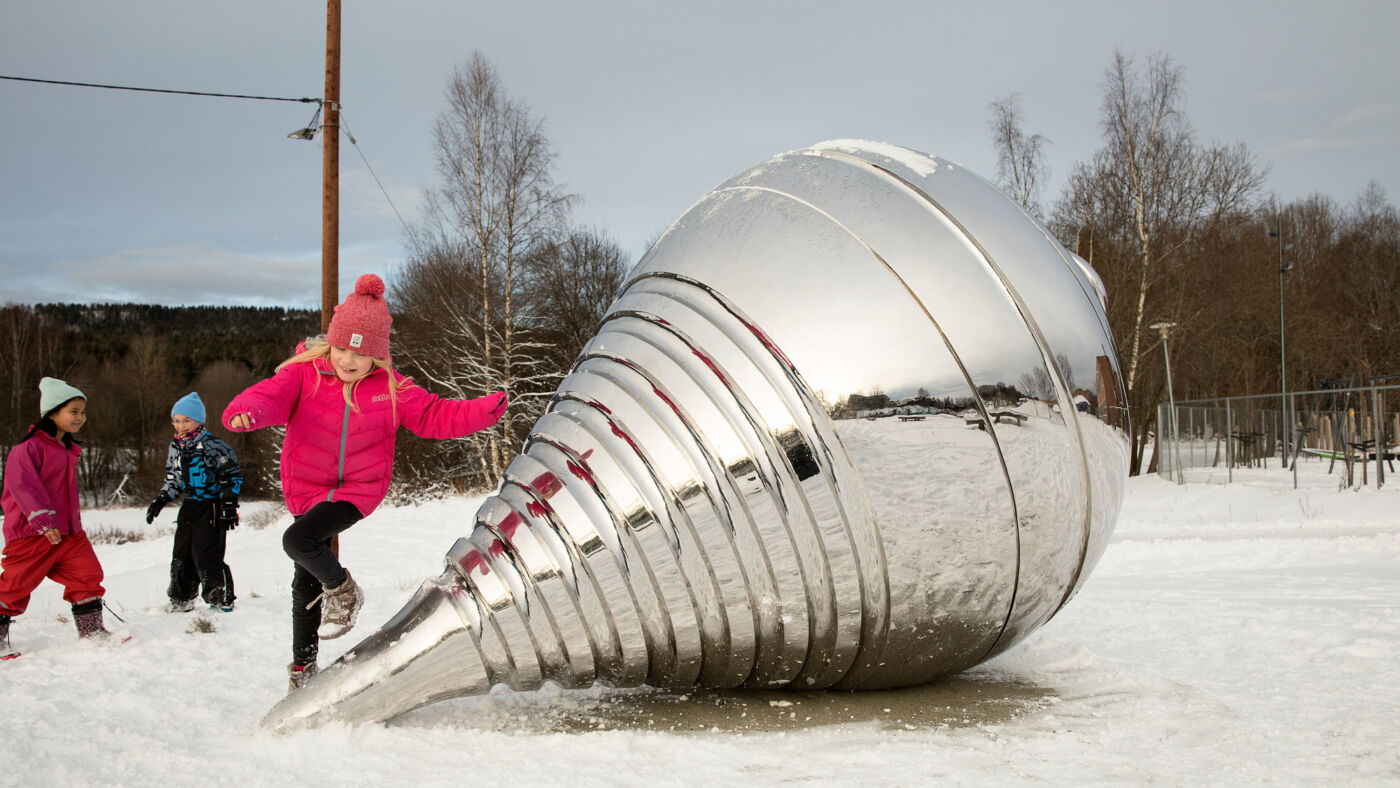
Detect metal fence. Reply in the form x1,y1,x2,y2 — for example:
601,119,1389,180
1155,383,1400,488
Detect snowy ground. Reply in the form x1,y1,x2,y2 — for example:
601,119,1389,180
2,458,1397,787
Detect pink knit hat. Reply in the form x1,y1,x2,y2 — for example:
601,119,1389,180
327,273,393,360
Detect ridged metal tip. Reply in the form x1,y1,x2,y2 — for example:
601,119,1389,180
262,570,487,731
264,139,1130,730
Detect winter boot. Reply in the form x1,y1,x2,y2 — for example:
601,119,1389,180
204,580,235,613
311,569,364,640
72,599,112,640
167,559,194,606
0,615,18,660
287,661,319,693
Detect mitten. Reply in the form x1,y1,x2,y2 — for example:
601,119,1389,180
215,499,240,531
146,493,170,524
487,392,508,421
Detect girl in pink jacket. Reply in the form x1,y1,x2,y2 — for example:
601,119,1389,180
222,274,506,689
1,377,113,659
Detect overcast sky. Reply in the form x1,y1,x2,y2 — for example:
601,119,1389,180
2,1,1396,307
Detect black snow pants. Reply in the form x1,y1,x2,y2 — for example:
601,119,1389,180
284,500,363,666
168,500,235,607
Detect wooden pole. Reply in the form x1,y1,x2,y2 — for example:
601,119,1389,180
324,0,342,558
320,0,341,332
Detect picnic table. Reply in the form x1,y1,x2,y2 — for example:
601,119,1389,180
1349,440,1397,472
965,411,1027,430
1230,430,1268,468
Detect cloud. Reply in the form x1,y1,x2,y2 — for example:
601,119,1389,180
1333,102,1400,130
1270,131,1399,157
3,245,333,307
1261,98,1400,163
341,170,423,227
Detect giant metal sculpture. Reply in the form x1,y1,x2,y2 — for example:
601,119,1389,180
264,140,1131,731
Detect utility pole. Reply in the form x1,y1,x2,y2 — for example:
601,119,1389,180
1270,208,1294,471
323,0,342,559
321,0,341,332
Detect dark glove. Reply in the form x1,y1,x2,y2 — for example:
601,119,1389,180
215,499,239,531
214,498,239,529
146,493,170,524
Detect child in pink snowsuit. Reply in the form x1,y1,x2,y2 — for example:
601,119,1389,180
222,273,506,690
0,377,112,659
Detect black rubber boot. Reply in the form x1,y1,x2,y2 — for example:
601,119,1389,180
0,615,17,659
72,599,111,639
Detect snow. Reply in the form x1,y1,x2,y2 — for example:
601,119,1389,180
810,139,943,178
3,460,1397,786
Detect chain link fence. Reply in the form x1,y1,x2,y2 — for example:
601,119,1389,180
1155,383,1399,488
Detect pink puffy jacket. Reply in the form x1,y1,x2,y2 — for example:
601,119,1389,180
2,429,83,542
222,357,506,516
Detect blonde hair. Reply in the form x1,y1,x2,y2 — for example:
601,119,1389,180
276,335,405,416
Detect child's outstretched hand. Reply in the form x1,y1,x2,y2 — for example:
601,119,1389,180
228,412,254,430
485,392,508,423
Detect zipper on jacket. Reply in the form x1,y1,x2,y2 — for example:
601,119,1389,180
327,395,351,503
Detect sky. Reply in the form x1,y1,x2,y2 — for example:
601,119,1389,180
2,0,1397,307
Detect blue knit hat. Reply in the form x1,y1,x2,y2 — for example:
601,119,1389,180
171,392,206,423
39,377,86,416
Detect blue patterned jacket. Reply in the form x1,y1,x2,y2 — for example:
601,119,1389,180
158,427,242,503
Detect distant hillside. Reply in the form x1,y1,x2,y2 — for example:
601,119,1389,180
34,302,321,381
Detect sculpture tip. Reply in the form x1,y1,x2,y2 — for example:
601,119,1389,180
262,573,489,732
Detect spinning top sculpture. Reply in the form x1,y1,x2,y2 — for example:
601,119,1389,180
264,140,1130,731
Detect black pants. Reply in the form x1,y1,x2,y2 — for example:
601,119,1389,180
168,500,235,607
285,500,362,666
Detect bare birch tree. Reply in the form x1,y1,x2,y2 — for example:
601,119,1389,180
1061,51,1265,392
393,51,574,487
1051,50,1266,473
986,93,1050,218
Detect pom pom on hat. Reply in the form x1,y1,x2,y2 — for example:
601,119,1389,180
171,392,206,423
39,377,86,416
326,273,393,361
353,274,385,298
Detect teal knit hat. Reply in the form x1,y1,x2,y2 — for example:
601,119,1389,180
39,377,85,416
171,392,206,423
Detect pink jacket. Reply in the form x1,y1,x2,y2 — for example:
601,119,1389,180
222,357,506,517
2,430,83,542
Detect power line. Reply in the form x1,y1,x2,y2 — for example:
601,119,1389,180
0,74,318,104
5,73,413,236
339,112,413,237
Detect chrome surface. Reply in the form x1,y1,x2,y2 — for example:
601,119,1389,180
264,140,1131,731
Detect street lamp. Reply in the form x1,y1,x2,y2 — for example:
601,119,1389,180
1269,218,1295,467
286,102,323,140
1149,321,1183,483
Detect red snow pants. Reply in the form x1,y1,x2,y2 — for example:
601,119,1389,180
0,531,105,616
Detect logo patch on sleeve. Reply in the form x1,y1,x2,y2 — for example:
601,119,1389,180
350,333,364,348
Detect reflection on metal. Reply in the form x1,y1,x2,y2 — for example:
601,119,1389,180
263,140,1131,731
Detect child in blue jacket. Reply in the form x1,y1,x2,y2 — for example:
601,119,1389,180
146,392,242,612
